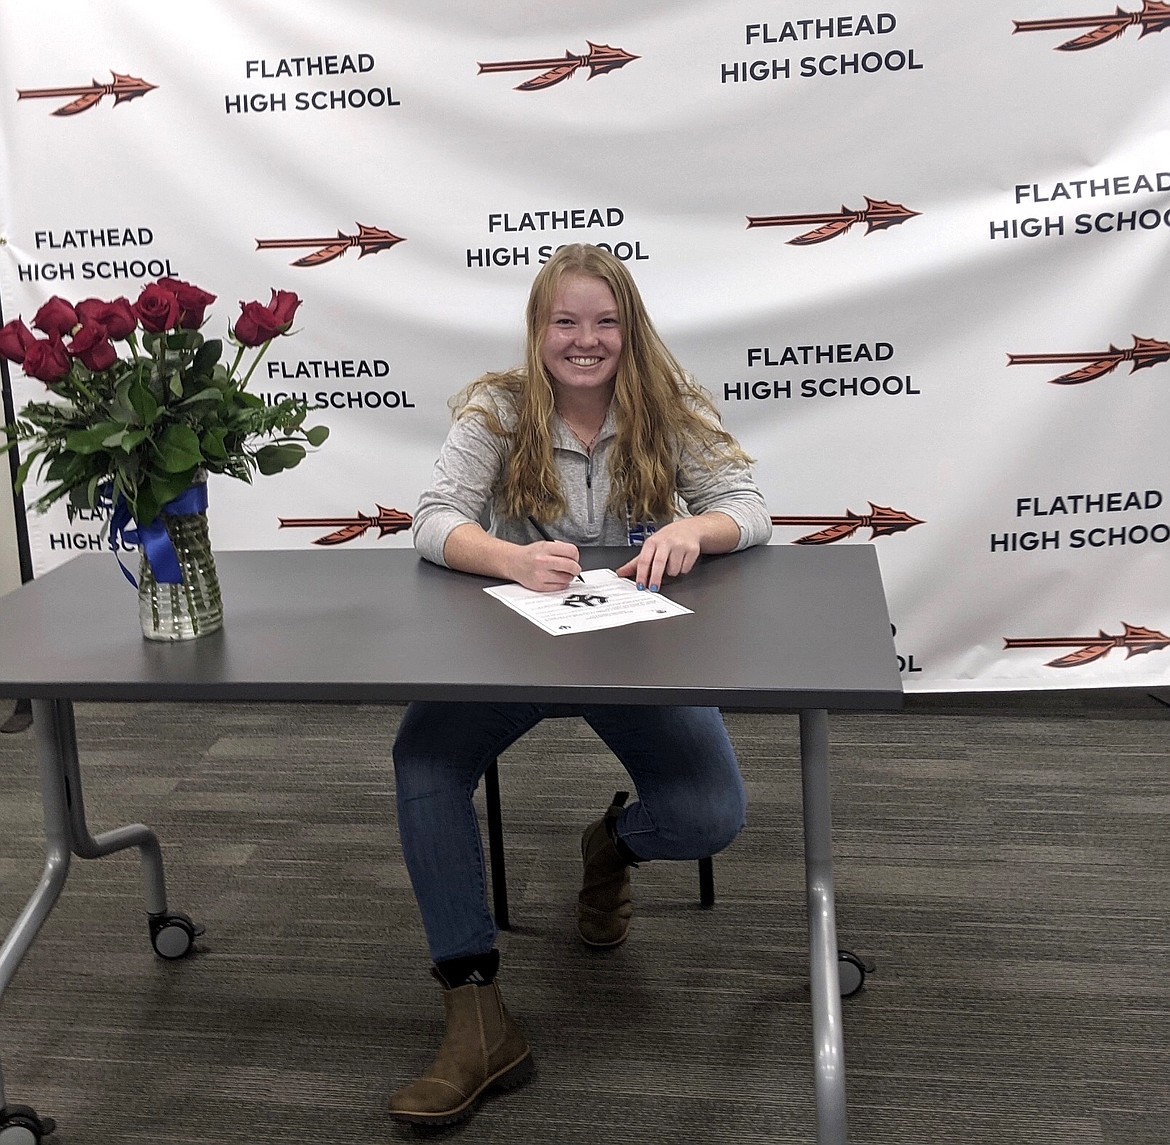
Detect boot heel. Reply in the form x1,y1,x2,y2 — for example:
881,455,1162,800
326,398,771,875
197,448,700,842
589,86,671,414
492,1050,536,1092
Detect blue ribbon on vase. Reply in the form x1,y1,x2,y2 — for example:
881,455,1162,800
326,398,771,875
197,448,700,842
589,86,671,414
99,482,208,587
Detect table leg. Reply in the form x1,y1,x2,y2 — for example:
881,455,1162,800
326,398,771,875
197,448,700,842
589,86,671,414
800,708,848,1145
0,699,75,1114
1,698,190,1126
53,699,168,913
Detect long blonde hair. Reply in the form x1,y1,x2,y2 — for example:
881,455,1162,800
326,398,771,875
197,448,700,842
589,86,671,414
455,244,751,524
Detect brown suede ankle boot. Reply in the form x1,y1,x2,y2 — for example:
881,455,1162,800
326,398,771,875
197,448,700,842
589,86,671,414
577,790,636,947
387,974,533,1125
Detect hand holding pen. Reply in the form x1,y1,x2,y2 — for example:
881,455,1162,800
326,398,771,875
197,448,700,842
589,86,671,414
527,516,586,584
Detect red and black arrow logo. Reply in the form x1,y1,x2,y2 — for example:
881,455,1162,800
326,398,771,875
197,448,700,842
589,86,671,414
478,42,639,91
1013,1,1170,51
1007,335,1170,385
747,198,919,245
770,503,924,545
16,71,156,116
255,224,404,268
1004,622,1170,667
279,505,413,545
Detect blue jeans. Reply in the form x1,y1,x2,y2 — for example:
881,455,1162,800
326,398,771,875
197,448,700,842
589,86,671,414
392,701,748,962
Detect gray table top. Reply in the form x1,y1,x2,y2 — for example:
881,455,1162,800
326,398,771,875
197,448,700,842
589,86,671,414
0,545,903,711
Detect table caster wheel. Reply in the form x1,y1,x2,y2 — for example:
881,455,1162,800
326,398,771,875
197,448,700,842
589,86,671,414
149,910,204,959
0,1104,56,1144
837,948,874,997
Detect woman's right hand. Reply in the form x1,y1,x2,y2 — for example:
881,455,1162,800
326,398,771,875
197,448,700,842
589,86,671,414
441,523,581,590
510,540,582,592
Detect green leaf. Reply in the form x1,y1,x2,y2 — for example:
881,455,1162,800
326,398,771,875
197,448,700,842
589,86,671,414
255,442,305,475
305,425,330,447
150,469,198,511
133,488,163,529
65,422,125,454
128,379,160,425
193,338,223,377
14,452,36,492
110,379,139,425
201,427,228,460
68,480,104,513
177,387,225,407
169,375,184,398
166,329,200,352
45,453,87,485
156,424,203,473
121,428,150,452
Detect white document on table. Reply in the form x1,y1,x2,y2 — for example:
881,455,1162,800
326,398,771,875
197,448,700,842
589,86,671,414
484,568,693,636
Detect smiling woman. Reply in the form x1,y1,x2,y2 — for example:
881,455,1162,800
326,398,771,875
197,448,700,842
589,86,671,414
541,272,622,426
418,243,766,583
388,242,772,1127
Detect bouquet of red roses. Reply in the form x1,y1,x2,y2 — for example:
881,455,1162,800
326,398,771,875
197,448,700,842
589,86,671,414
0,276,328,529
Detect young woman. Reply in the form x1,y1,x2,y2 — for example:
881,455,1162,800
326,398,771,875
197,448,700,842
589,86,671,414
389,244,772,1124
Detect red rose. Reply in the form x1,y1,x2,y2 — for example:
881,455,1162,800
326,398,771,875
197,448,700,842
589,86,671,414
76,297,136,340
31,296,79,338
68,320,119,372
156,277,217,329
77,339,118,372
21,336,72,384
267,289,301,330
233,299,284,347
133,283,181,334
0,318,37,363
233,289,301,347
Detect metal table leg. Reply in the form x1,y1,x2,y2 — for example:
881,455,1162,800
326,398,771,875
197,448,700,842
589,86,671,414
0,700,75,1117
1,699,193,1127
800,708,848,1145
53,699,169,910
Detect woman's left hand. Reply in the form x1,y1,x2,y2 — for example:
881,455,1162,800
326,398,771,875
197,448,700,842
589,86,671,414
615,518,706,592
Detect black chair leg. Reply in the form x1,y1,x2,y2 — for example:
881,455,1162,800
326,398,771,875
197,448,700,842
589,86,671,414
698,856,715,908
484,757,716,928
483,758,509,929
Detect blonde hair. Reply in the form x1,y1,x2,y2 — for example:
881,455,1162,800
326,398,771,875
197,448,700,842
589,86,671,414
454,244,751,524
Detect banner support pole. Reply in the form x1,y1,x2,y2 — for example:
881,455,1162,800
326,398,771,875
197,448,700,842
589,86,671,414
0,296,36,734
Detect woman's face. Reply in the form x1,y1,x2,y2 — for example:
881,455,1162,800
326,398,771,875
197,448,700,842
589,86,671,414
540,273,622,402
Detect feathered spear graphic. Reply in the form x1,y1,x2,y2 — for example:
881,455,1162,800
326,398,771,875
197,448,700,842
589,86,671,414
1004,623,1170,667
1007,336,1170,385
477,42,639,91
16,72,157,116
747,198,920,245
255,224,404,268
1013,1,1170,51
278,506,413,546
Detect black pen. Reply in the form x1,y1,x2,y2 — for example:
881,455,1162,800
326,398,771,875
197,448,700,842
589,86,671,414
527,516,585,582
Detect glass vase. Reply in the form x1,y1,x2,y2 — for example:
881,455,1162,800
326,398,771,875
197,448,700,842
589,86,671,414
138,509,224,641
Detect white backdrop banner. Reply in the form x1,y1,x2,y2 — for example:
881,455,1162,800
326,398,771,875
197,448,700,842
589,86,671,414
2,1,1169,692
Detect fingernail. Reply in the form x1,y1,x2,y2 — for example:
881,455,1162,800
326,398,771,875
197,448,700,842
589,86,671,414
649,585,659,593
636,583,644,591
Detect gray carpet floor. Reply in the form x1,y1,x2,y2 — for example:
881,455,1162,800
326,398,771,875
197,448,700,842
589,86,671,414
0,690,1167,1144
